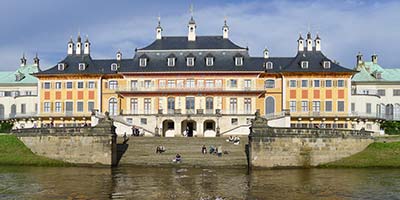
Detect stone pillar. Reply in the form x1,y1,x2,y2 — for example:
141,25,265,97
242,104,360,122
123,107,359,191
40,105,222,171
197,119,204,137
175,119,181,137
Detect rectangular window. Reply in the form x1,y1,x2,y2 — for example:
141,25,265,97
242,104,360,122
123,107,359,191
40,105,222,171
88,81,95,89
312,101,321,112
290,101,296,112
144,80,152,88
108,81,118,89
88,102,94,112
377,89,386,96
264,80,275,88
325,101,332,112
197,80,204,88
186,97,195,114
230,79,237,88
131,80,138,89
77,102,84,112
289,80,297,87
393,89,400,96
187,57,194,66
144,98,151,114
141,118,147,125
177,80,184,88
21,104,26,114
66,82,73,89
301,61,308,69
126,118,133,124
44,102,51,112
186,79,195,88
44,82,51,89
215,80,222,88
235,57,243,66
55,102,62,112
244,98,252,114
366,103,372,114
313,80,320,87
230,98,237,114
167,80,175,88
301,101,308,112
325,80,332,87
244,80,251,89
65,102,73,115
139,58,147,67
231,118,238,125
338,80,345,87
351,103,355,112
55,82,62,89
167,97,175,114
337,101,345,112
77,81,84,89
206,97,213,114
167,58,175,67
130,98,138,114
301,80,308,87
205,80,214,88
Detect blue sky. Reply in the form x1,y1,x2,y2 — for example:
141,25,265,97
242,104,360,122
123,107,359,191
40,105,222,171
0,0,399,70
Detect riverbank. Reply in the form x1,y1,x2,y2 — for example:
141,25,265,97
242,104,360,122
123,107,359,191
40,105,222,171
0,134,72,167
320,141,400,168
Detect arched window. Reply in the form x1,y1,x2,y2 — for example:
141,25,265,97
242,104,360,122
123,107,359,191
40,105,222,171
265,97,275,115
10,104,16,118
386,104,394,120
395,104,400,120
108,98,118,116
264,79,275,88
0,104,4,119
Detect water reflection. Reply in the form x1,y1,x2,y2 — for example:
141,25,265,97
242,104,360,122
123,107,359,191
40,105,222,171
0,166,399,199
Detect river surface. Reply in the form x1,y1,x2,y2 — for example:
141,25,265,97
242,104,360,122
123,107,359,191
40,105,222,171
0,166,399,200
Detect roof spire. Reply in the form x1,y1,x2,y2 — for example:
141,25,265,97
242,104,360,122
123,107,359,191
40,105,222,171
188,4,196,41
222,16,229,39
156,14,163,40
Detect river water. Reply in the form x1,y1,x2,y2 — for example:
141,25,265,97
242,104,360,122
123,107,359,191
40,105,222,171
0,166,399,200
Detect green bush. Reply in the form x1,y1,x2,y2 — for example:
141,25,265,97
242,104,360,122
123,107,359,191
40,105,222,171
0,121,13,133
381,121,400,135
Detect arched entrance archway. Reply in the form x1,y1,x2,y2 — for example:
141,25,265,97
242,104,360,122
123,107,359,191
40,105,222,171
181,120,197,137
162,119,175,137
203,120,216,137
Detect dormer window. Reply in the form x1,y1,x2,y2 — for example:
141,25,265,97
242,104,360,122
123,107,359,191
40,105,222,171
301,61,309,69
206,57,214,66
139,58,147,67
58,63,65,71
78,63,86,71
266,61,273,69
167,57,175,67
323,61,331,69
235,57,243,66
186,57,195,67
373,71,382,79
111,63,118,71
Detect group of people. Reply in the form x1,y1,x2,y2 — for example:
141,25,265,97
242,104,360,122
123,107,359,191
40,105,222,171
207,145,223,157
156,145,166,154
131,126,143,137
226,136,240,145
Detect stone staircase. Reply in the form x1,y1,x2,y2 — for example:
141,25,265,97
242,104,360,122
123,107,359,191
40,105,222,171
117,137,248,168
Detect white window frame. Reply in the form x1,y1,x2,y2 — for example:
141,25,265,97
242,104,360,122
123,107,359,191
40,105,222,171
230,79,238,88
301,61,309,69
229,98,238,114
325,101,332,112
186,79,195,88
58,63,65,71
337,80,345,87
301,80,308,88
109,80,118,90
77,81,84,89
77,101,84,112
244,98,252,114
323,61,331,69
313,80,320,88
44,102,51,113
167,58,175,67
55,82,62,89
235,57,243,66
289,80,297,88
186,57,195,67
55,102,62,113
337,101,345,112
139,58,147,67
66,81,73,89
111,63,118,71
44,82,51,89
78,63,86,71
325,80,332,87
88,81,95,89
301,101,308,112
290,101,296,112
206,57,214,66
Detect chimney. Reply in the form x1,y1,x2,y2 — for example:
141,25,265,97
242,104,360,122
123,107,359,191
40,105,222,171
297,34,304,52
306,32,313,51
263,48,269,59
372,54,378,64
356,52,363,66
315,34,321,51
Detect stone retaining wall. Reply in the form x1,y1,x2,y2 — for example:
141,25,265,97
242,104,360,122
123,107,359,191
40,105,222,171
13,118,117,166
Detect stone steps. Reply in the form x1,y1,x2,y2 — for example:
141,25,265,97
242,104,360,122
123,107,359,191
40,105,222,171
117,137,248,168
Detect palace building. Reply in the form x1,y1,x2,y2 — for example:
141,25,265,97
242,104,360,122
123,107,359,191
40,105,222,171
0,54,39,128
34,15,359,136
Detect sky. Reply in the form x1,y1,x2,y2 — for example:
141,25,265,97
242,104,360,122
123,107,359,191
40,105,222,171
0,0,399,71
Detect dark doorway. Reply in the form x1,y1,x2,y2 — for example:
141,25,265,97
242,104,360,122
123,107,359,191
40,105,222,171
187,122,194,137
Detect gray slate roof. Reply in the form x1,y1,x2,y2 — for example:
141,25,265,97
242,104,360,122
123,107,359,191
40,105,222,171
138,36,246,50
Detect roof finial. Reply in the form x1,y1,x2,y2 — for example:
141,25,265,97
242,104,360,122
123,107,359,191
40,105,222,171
157,14,161,26
224,16,227,26
190,4,194,18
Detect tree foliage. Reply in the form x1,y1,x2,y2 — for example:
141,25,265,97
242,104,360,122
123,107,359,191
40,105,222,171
381,121,400,135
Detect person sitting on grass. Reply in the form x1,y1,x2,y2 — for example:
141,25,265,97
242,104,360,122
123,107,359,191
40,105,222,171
172,153,182,163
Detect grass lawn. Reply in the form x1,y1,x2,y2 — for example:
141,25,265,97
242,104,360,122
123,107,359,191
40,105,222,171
0,134,72,167
320,142,400,168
